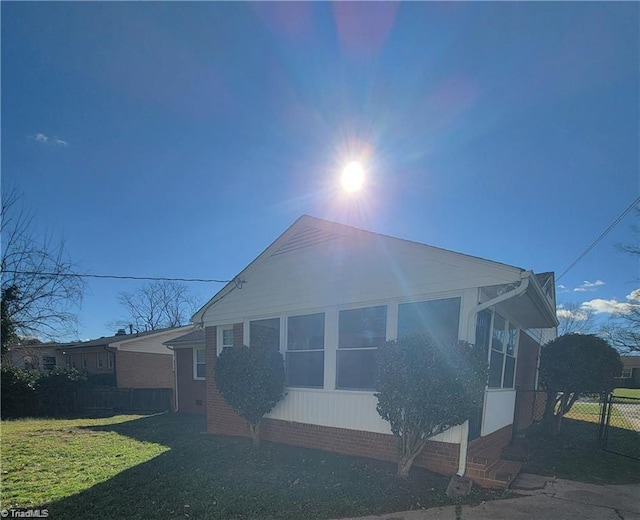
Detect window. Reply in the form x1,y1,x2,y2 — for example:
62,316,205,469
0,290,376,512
217,325,234,354
222,327,234,348
489,313,505,388
250,318,280,349
97,352,104,369
107,353,114,369
398,297,461,347
43,356,56,371
194,348,205,380
337,305,386,390
286,313,324,388
81,354,88,369
476,309,518,389
620,368,632,379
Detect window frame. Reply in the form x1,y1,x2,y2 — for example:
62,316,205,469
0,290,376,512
107,352,114,369
249,317,281,350
478,309,519,390
620,368,632,379
42,356,56,371
396,297,462,348
217,325,235,355
193,348,206,380
336,305,387,391
285,312,325,389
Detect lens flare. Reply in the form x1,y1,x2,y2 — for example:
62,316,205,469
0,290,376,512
341,161,365,193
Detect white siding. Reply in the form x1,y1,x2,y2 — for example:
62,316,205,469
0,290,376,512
482,389,517,435
116,327,193,354
266,388,462,443
201,231,522,326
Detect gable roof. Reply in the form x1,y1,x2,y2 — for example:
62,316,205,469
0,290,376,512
192,215,555,324
57,326,192,350
164,329,205,346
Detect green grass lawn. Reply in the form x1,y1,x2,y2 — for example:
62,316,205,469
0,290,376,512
613,387,640,399
565,402,634,429
1,413,505,520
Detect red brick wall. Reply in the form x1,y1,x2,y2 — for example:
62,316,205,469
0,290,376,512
176,348,206,414
467,424,512,466
206,324,252,435
116,351,174,389
513,332,545,431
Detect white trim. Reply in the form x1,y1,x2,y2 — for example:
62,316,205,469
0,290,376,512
217,325,235,356
285,312,326,389
193,348,206,380
335,304,387,391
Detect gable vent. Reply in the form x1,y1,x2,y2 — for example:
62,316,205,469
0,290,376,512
271,226,342,256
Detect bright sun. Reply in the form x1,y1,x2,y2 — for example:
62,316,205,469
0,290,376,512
341,161,365,193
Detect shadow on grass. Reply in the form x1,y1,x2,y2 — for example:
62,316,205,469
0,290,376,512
48,413,501,520
514,418,640,485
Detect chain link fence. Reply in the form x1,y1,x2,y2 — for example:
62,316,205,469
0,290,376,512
602,395,640,460
513,390,606,440
513,390,640,460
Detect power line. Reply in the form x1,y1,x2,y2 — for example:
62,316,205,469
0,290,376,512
557,195,640,282
2,270,235,284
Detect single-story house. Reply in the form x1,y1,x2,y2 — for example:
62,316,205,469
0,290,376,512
56,325,194,389
617,355,640,388
8,340,64,371
164,329,206,414
190,215,558,488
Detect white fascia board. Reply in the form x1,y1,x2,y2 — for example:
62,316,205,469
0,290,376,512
111,325,194,352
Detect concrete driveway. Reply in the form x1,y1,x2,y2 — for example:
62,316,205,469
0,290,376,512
335,474,640,520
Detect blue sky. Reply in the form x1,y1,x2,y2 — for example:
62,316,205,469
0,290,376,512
2,2,638,340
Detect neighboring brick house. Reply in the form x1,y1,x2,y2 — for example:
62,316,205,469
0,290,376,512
617,355,640,388
191,215,558,488
56,326,194,389
164,329,206,414
8,341,64,371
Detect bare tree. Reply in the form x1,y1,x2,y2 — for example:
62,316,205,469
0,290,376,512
1,187,84,355
556,302,596,336
113,281,201,332
600,294,640,353
607,206,640,352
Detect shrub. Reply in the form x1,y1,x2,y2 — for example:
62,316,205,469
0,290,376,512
0,366,88,418
375,335,487,476
36,368,89,416
0,365,39,418
539,333,621,434
215,345,285,446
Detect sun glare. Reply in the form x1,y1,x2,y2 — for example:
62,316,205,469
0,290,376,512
341,161,365,193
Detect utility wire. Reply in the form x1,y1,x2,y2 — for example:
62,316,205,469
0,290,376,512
556,195,640,282
2,270,235,284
